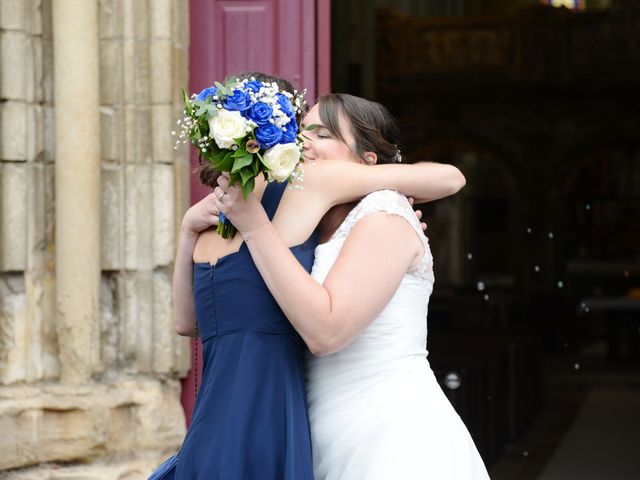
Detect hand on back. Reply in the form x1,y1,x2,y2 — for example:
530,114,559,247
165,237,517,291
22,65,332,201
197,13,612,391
408,197,427,233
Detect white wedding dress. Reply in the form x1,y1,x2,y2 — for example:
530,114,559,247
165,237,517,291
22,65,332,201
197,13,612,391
307,190,490,480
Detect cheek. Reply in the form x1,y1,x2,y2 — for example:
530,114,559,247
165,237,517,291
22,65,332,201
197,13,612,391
324,141,352,160
335,145,359,163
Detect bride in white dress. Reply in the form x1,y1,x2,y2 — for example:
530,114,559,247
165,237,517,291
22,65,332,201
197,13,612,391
307,189,488,479
215,93,489,479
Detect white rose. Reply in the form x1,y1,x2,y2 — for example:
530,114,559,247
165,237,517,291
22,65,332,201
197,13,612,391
262,143,301,182
208,110,248,149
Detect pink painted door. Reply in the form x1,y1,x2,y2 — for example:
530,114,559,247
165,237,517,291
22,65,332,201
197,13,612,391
182,0,331,425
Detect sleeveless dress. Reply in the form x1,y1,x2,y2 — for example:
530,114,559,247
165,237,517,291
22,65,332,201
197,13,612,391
306,190,490,480
151,181,317,480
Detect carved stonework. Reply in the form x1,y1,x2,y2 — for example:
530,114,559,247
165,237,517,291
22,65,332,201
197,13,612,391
0,0,191,476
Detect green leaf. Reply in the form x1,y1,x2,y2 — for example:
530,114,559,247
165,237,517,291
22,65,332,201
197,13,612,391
256,152,270,170
233,136,249,148
202,144,222,163
228,171,241,187
213,151,234,171
232,145,247,158
206,104,219,117
304,124,318,131
242,177,255,198
182,88,189,102
232,152,254,173
215,80,235,98
239,166,254,186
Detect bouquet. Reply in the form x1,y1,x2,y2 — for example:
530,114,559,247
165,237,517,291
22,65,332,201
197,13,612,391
176,77,307,238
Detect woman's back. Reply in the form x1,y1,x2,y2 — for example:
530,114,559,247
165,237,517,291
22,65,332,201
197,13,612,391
176,181,317,480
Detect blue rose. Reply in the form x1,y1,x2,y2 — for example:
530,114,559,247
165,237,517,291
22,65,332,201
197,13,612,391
255,124,283,149
223,89,251,111
281,120,298,143
276,93,295,119
196,86,217,102
244,80,263,93
247,102,273,125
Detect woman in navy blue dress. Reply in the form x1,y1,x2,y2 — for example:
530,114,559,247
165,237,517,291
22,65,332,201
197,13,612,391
173,180,317,479
152,77,466,479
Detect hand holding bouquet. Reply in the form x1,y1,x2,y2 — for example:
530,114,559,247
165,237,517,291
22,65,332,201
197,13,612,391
176,77,306,238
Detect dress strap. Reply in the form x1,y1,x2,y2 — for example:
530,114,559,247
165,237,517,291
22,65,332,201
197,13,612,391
261,181,287,221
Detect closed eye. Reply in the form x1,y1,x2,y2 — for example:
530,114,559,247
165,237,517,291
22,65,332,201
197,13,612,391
315,128,332,139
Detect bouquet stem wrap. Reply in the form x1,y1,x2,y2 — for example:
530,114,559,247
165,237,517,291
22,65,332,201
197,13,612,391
217,213,236,239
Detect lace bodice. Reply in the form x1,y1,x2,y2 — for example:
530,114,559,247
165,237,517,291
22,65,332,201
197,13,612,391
309,189,435,371
316,189,434,283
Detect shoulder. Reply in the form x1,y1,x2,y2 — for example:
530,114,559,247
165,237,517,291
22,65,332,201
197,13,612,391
358,189,410,208
331,189,418,241
352,189,414,221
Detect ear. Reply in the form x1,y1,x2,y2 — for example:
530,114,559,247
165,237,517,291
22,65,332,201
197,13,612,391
363,151,378,165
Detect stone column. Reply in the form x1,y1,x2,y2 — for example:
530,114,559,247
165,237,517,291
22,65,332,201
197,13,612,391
52,0,101,384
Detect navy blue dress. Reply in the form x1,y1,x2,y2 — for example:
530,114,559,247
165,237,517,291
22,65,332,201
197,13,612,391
151,182,317,479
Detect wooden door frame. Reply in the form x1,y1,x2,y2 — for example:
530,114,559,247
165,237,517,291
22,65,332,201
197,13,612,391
181,0,331,425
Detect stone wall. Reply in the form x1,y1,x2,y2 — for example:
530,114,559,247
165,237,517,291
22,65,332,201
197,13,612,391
0,0,191,476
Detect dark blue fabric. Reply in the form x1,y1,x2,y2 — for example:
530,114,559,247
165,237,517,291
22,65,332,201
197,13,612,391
148,454,177,480
150,181,317,480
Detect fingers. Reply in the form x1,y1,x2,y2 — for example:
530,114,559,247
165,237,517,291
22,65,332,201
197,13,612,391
411,207,427,233
216,175,242,198
212,194,225,217
205,193,220,216
200,193,221,219
217,175,229,189
214,186,226,200
408,197,415,206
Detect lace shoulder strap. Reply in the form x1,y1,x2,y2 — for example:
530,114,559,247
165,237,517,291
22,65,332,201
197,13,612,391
331,190,433,280
332,190,413,237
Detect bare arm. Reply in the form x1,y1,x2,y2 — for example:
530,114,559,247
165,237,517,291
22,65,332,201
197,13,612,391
302,160,465,206
216,183,421,355
173,193,219,336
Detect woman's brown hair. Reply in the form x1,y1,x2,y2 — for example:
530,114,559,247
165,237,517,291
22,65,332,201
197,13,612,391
317,93,402,165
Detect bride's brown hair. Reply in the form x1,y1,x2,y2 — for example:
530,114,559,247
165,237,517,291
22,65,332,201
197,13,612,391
317,93,402,165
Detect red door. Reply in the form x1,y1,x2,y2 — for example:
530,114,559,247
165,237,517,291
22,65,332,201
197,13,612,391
182,0,331,425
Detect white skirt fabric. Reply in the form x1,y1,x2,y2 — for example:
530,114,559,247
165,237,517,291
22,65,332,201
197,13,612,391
308,358,490,480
